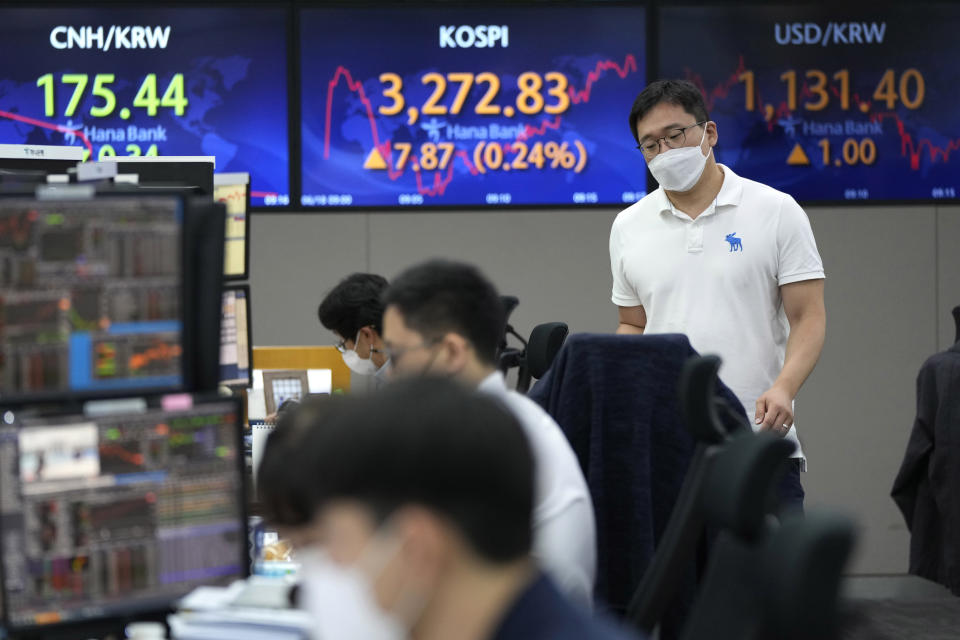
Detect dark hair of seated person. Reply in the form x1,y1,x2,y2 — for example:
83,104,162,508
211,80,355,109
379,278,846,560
263,377,535,563
381,260,505,366
317,273,389,338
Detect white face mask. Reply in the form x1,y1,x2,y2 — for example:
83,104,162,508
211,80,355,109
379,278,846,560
646,124,711,193
341,331,379,376
298,548,407,640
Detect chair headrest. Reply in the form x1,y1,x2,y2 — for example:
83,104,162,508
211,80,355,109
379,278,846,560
701,432,796,539
678,355,727,444
527,322,569,379
760,512,857,639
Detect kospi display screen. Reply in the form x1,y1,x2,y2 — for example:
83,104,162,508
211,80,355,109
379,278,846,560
300,6,648,208
0,8,290,207
659,5,960,202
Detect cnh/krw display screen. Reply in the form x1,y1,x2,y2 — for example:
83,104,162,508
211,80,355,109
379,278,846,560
0,7,290,207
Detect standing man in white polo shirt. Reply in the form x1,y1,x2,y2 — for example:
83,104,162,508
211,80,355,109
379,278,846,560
609,80,826,509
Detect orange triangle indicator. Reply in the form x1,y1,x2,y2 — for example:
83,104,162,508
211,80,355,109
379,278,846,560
786,143,811,166
364,147,387,170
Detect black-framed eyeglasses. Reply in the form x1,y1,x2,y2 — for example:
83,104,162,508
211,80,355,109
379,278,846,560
384,339,438,365
637,121,706,158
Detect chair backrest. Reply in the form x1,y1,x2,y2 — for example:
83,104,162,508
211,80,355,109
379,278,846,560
759,512,856,640
679,435,852,640
526,322,569,379
681,512,856,640
527,335,747,617
700,432,796,542
626,355,754,637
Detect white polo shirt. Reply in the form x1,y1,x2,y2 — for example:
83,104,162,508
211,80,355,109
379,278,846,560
479,371,597,608
609,165,824,462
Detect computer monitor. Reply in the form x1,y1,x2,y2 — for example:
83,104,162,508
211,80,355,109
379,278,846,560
113,157,215,197
214,173,250,281
0,144,83,177
0,395,248,632
0,194,190,403
220,285,252,389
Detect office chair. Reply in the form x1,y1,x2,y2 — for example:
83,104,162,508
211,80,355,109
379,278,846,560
673,425,856,640
681,508,855,640
518,322,568,393
626,355,751,636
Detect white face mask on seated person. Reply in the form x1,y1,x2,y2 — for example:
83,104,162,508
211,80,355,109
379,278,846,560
340,329,380,376
298,547,408,640
298,516,430,640
646,123,711,193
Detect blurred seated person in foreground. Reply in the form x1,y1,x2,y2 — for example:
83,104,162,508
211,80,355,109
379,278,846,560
382,260,597,606
318,273,391,384
260,378,641,640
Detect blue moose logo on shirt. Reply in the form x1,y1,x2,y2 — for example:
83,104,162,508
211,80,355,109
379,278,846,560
725,233,743,252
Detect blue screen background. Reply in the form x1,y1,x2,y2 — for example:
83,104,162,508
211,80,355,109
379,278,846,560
659,5,960,202
300,6,648,208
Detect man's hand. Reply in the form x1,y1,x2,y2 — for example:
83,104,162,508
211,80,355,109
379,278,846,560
755,385,794,437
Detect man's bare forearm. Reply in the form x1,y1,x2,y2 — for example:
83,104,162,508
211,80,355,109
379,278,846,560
774,312,825,398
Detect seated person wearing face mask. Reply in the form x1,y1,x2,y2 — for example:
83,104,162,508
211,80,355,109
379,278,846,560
269,377,641,640
317,273,391,384
381,260,597,608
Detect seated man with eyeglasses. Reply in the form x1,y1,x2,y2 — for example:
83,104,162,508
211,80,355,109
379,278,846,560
318,273,391,385
380,259,597,609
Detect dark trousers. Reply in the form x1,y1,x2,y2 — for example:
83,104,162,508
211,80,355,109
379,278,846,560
777,458,806,513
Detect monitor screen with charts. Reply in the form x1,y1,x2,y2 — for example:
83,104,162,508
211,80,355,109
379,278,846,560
214,173,250,281
0,195,186,402
220,285,251,388
0,396,247,631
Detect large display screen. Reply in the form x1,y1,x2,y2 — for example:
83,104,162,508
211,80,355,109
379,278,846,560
300,6,648,208
0,8,290,207
659,5,960,202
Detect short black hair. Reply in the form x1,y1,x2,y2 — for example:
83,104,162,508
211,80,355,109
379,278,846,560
317,273,389,339
264,378,535,563
628,79,710,143
382,260,504,366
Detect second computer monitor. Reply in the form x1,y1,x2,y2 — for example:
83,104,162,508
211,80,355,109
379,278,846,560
0,395,248,632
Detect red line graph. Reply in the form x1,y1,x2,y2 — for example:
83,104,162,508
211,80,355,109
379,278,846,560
0,109,93,154
568,54,639,104
322,55,640,197
687,56,959,170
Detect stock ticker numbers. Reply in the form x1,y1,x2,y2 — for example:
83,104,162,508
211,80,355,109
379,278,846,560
660,6,960,202
300,6,648,207
0,9,290,207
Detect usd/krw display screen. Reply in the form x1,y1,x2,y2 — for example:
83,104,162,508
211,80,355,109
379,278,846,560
0,8,290,207
301,6,648,208
659,5,959,202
